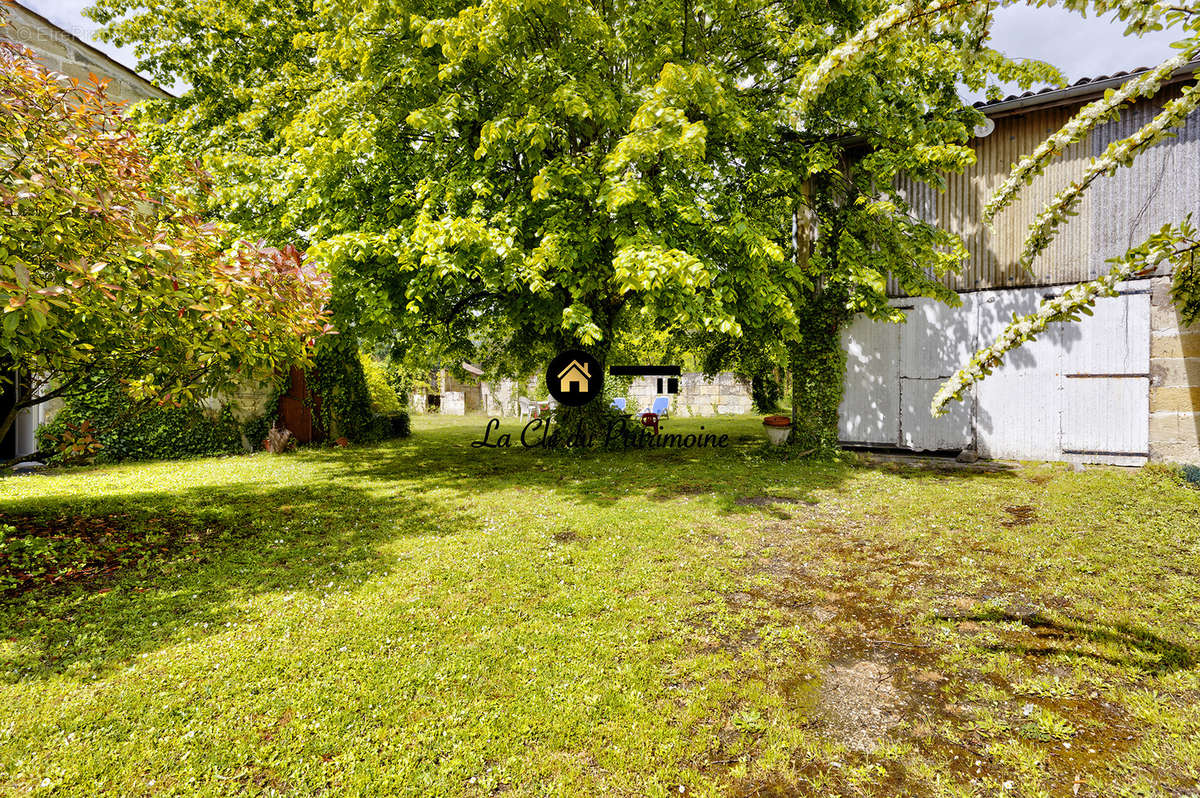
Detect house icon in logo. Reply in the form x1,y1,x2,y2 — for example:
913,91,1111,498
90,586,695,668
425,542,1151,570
546,349,602,406
557,359,591,394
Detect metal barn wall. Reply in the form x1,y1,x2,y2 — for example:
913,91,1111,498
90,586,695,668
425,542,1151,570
892,87,1200,295
862,83,1199,463
1088,85,1200,273
840,281,1153,464
839,314,901,445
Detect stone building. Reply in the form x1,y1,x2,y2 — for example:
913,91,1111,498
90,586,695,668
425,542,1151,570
625,373,753,417
412,366,753,418
2,2,171,103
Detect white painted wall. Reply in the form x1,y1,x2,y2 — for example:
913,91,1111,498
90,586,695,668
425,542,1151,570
6,370,49,459
840,282,1152,464
441,391,465,415
15,404,41,457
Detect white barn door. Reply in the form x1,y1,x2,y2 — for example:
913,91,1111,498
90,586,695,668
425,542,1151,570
975,289,1067,461
898,298,976,451
839,286,1151,464
1058,292,1150,461
839,314,900,445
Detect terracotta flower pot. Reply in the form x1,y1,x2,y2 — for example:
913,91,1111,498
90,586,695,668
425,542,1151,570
762,416,791,446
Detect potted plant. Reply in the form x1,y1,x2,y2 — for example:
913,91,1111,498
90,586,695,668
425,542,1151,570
762,415,791,446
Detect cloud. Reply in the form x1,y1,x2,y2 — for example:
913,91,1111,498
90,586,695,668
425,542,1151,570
982,4,1186,95
993,3,1185,75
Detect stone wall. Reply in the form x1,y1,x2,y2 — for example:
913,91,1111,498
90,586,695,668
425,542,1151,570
410,370,488,415
625,372,753,417
1149,276,1200,464
441,374,480,415
480,377,532,417
197,378,280,451
3,4,170,103
410,371,753,417
441,391,465,415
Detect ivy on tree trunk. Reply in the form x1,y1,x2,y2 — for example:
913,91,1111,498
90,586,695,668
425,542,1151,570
789,291,850,452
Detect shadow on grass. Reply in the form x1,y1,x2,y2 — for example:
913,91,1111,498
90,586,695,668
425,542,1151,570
0,420,1022,683
938,608,1196,674
307,418,1018,512
0,478,470,681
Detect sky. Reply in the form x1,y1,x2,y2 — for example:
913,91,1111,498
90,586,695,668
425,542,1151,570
19,0,1192,95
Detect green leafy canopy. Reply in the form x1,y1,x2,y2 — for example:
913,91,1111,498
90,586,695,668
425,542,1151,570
90,0,1055,377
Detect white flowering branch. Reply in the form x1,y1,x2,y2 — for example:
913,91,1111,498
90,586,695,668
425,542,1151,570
932,220,1200,415
1015,82,1200,271
984,41,1200,223
794,0,974,113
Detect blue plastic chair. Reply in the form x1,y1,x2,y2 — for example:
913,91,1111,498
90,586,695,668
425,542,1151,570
610,397,626,412
650,396,669,418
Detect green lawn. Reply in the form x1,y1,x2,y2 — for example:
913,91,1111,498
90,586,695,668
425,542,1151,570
2,414,1199,797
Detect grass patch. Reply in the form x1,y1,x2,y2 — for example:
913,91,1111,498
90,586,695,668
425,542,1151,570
1,414,1198,796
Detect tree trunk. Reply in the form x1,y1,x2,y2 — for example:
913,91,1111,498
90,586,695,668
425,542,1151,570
0,404,17,452
788,180,848,451
789,301,847,451
546,334,614,449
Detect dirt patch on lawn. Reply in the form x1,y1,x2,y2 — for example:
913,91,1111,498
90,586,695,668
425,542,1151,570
1001,504,1038,527
699,517,1151,791
0,511,228,595
819,658,902,752
735,495,816,507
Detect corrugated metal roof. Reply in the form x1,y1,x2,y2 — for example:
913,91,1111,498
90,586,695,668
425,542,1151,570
975,59,1200,118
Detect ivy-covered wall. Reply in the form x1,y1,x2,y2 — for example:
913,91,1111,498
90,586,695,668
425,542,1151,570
36,379,246,463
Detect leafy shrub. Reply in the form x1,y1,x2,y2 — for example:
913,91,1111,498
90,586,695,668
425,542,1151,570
0,32,331,447
532,373,550,401
305,339,413,443
38,420,104,464
380,411,411,439
1183,464,1200,488
37,378,243,463
386,363,431,409
359,352,402,413
310,336,376,441
750,372,783,413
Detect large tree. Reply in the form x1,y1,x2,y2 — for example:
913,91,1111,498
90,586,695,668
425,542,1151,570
0,23,332,453
91,0,1051,445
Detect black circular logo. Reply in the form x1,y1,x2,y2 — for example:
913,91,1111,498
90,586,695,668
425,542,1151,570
546,349,603,407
